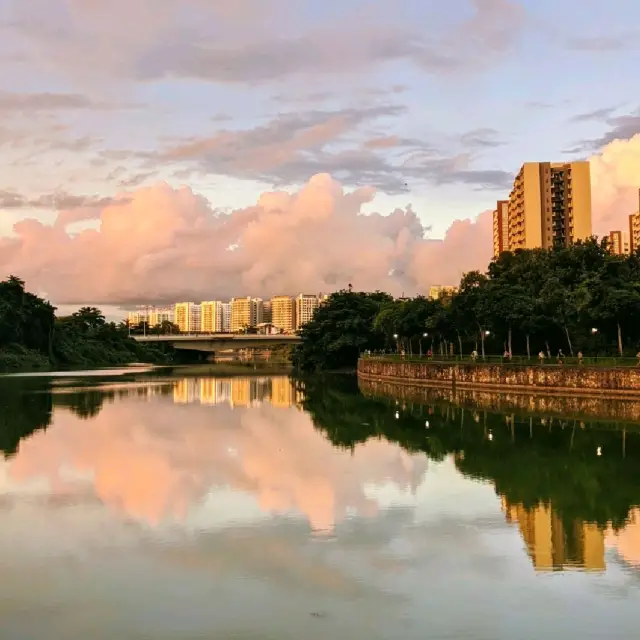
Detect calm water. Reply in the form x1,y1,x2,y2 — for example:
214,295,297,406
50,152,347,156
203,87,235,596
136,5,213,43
1,369,640,639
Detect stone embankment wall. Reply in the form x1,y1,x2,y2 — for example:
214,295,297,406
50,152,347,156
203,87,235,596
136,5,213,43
357,358,640,398
358,378,640,424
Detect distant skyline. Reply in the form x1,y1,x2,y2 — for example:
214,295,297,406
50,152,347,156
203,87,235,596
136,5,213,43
1,0,639,318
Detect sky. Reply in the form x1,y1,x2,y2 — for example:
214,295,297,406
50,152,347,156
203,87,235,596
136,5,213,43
1,0,639,313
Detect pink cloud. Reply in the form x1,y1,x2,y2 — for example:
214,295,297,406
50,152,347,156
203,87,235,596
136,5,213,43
1,136,639,306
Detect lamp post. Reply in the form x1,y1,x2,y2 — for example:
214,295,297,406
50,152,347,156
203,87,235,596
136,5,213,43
393,333,399,354
481,330,490,360
420,332,428,356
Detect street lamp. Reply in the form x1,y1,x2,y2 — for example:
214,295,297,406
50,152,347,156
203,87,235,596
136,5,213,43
591,327,598,335
420,332,428,356
484,330,491,336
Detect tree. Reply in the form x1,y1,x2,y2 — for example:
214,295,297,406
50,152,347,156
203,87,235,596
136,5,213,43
293,290,392,371
455,271,491,358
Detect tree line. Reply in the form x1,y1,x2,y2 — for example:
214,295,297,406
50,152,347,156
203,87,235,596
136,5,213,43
293,239,640,371
0,275,171,372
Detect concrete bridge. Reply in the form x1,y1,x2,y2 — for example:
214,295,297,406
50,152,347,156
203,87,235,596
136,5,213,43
133,333,300,352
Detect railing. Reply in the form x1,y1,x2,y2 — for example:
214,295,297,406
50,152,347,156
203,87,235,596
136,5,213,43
361,353,640,368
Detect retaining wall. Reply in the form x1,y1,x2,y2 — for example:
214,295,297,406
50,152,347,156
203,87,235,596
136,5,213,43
357,358,640,398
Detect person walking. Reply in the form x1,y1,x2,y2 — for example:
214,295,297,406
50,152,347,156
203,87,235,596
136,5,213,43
538,351,545,364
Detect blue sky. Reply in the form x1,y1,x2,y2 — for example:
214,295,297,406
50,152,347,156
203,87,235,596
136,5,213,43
0,0,639,308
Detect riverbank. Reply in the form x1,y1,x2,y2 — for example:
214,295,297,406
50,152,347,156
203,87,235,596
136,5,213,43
357,357,640,398
0,343,171,375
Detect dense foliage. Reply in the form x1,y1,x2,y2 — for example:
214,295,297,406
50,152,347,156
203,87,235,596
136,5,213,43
0,275,172,372
292,290,393,371
294,240,640,370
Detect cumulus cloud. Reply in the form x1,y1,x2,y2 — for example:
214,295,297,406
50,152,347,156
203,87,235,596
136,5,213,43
589,134,640,234
1,135,638,305
0,173,495,305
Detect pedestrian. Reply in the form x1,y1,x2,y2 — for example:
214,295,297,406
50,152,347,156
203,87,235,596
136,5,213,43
471,350,478,361
577,351,583,365
557,349,564,364
538,350,545,364
636,351,640,366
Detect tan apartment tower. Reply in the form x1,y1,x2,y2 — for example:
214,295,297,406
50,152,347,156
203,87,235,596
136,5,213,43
230,297,263,332
492,200,509,257
607,231,630,255
270,296,296,333
201,301,224,333
629,189,640,252
428,285,458,300
508,161,592,251
174,303,201,333
295,294,320,330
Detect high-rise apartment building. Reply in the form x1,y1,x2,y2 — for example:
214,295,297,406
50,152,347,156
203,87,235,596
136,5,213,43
200,301,225,333
174,303,201,333
149,307,174,327
230,297,263,332
270,296,296,333
219,302,231,332
127,310,148,326
629,189,640,253
295,294,320,330
608,231,631,255
492,200,510,257
262,300,272,324
507,161,592,251
428,285,458,300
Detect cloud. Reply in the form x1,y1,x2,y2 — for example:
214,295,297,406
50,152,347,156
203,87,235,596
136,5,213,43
459,128,506,149
12,0,526,85
589,134,640,234
155,106,507,193
564,34,639,52
0,173,482,304
0,91,127,112
0,190,126,211
569,107,619,123
1,135,636,306
570,108,640,152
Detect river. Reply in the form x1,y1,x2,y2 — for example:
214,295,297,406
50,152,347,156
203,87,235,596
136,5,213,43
0,367,639,639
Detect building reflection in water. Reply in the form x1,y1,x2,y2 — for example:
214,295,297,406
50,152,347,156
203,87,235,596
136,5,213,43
501,497,605,572
173,376,303,409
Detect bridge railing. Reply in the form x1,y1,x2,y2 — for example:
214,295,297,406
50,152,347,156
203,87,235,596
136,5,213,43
133,333,300,340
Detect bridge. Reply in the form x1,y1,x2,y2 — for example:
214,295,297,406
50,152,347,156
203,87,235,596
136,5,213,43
133,333,300,352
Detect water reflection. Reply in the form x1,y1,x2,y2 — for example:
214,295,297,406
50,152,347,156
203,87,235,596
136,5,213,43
2,372,640,638
501,498,606,572
3,376,426,531
173,376,303,408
